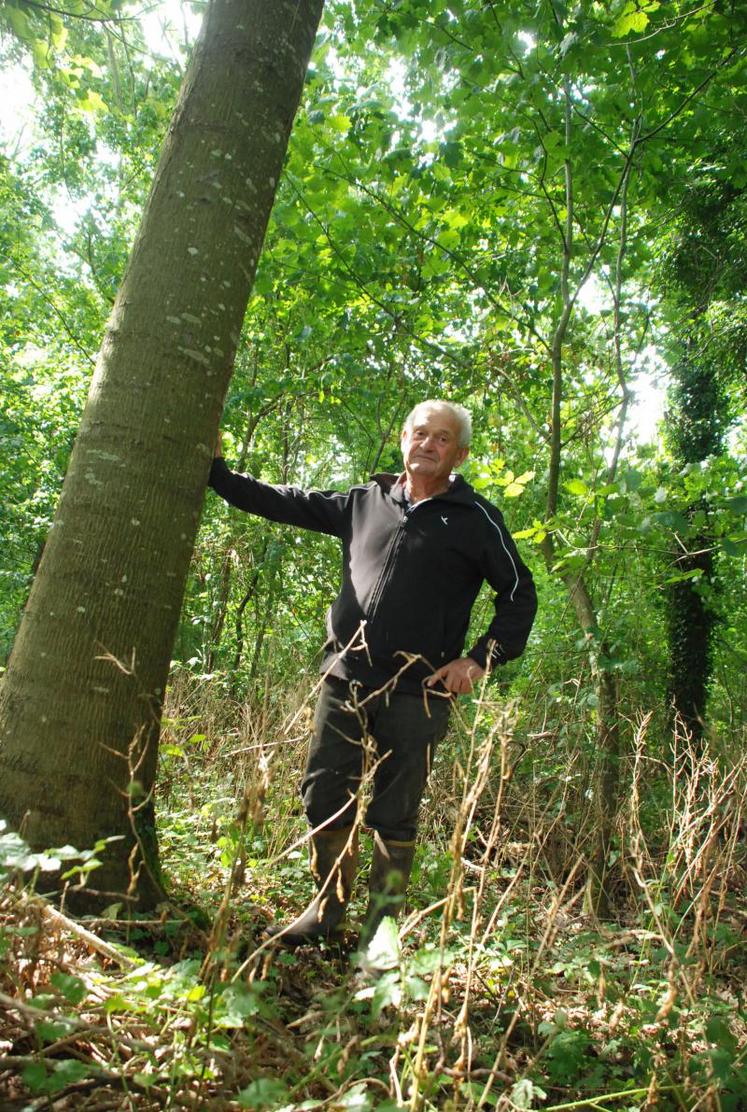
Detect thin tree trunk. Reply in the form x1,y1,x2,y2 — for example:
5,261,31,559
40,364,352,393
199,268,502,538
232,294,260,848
541,553,621,915
205,547,236,674
535,82,640,914
0,0,324,908
205,404,269,672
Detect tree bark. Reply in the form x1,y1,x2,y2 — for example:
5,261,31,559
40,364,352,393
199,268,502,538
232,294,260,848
0,0,324,908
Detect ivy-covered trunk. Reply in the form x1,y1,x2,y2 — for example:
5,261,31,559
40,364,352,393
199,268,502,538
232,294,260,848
666,337,723,746
660,174,745,745
0,0,324,907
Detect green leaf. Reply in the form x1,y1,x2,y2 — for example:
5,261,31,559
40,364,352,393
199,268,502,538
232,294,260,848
51,972,88,1005
70,53,104,78
652,510,690,532
564,478,588,496
436,227,460,250
218,984,262,1027
37,1016,77,1042
22,1061,49,1094
619,469,643,492
77,90,107,114
49,1059,91,1092
369,969,402,1018
29,994,56,1010
464,1080,499,1105
104,993,137,1014
133,1071,159,1088
32,40,53,70
559,31,578,57
4,5,34,44
663,569,704,585
612,6,650,38
50,14,68,51
706,1015,738,1054
238,1078,290,1109
443,208,469,230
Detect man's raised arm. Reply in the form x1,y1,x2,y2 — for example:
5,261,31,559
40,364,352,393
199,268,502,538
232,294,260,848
208,433,350,538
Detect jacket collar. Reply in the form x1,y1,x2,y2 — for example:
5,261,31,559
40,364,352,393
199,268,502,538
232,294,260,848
370,472,475,505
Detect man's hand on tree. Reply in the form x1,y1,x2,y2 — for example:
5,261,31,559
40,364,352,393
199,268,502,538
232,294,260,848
426,656,485,695
215,430,223,458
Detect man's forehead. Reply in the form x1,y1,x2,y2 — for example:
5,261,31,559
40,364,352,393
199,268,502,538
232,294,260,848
409,405,459,432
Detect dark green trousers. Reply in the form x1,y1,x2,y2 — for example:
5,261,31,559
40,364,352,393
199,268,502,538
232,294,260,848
302,677,451,842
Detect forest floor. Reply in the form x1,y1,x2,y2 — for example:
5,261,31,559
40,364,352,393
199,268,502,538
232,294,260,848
2,682,746,1110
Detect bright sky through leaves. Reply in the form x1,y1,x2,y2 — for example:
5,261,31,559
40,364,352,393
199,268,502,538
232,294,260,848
0,0,672,445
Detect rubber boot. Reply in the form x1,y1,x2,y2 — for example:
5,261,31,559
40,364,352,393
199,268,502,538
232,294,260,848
360,832,416,946
266,826,358,946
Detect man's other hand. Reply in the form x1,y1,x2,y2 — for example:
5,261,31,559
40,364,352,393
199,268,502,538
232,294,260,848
426,656,485,695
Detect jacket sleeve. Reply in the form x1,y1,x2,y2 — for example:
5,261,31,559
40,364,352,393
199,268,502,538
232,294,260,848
467,500,538,670
208,457,350,538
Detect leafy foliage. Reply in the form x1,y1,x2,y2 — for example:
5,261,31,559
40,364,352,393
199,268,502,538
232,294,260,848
0,0,746,1104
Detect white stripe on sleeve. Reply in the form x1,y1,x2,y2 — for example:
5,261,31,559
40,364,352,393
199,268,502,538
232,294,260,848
474,502,520,602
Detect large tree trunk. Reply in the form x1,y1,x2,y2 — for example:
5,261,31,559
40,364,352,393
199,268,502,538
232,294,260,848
0,0,324,908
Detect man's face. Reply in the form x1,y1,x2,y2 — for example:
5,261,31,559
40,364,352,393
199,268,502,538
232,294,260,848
401,405,469,486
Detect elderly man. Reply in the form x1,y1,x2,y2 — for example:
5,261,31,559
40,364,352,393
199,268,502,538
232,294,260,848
209,400,537,945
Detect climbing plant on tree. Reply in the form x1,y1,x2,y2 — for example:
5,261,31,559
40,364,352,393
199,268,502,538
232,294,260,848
659,172,747,743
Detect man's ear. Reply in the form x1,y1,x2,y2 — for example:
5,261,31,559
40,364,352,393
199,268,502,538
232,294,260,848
456,446,469,468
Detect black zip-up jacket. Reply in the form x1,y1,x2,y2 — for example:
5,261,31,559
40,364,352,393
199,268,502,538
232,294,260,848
209,458,537,693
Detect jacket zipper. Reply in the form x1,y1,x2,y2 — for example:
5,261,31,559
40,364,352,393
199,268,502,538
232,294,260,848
366,496,444,620
367,515,407,620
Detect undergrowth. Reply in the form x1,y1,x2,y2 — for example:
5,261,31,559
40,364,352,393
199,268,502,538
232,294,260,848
1,671,745,1110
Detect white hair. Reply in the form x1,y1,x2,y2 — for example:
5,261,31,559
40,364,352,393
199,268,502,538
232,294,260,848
403,400,472,449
